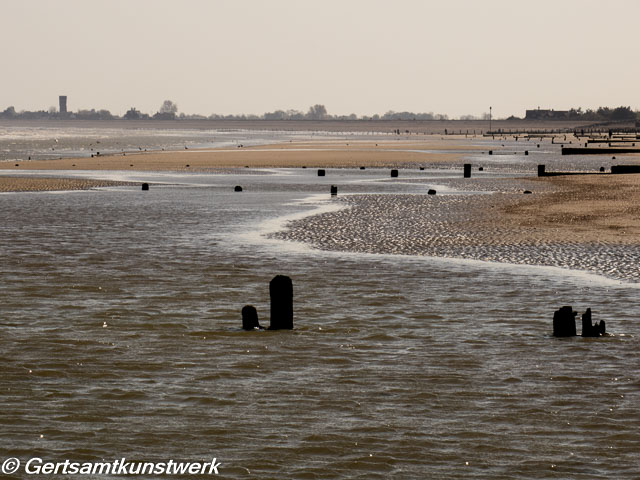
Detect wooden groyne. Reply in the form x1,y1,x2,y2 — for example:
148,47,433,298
562,147,640,155
538,164,640,176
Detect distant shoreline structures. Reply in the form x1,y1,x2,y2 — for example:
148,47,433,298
2,98,638,125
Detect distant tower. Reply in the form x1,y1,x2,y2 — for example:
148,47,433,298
59,95,67,114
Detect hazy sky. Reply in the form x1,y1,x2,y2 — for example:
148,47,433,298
2,0,639,118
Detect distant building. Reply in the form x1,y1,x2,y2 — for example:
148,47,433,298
59,95,67,114
525,108,569,120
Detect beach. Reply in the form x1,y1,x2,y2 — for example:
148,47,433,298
0,137,479,172
3,125,640,478
2,134,640,250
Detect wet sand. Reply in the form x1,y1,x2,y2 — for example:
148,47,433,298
0,176,139,193
274,173,640,281
0,137,480,172
3,136,640,280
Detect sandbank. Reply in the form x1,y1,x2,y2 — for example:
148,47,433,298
3,137,640,268
0,137,481,172
274,173,640,280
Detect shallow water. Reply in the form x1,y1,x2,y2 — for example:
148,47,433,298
2,130,640,478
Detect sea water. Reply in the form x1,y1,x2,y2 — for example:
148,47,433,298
1,129,639,479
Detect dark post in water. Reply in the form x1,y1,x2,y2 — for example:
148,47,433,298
581,308,606,337
553,306,577,337
242,305,263,330
463,164,471,178
269,275,293,330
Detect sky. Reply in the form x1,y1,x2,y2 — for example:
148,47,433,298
2,0,639,119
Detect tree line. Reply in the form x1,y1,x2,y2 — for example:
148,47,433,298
1,101,638,122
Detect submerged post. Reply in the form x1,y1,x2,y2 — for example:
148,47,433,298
269,275,293,330
553,306,577,337
242,305,263,330
581,308,606,337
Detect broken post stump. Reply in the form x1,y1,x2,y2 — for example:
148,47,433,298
581,308,606,337
269,275,293,330
553,306,577,337
242,305,263,330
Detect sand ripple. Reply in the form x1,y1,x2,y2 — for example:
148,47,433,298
273,192,640,282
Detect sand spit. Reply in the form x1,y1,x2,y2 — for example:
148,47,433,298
0,138,482,171
0,176,139,193
273,174,640,282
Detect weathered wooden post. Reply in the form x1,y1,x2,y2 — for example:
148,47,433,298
318,169,326,177
537,165,546,177
463,164,471,178
141,183,149,191
581,308,606,337
269,275,293,330
390,169,398,178
242,305,262,330
553,306,577,337
330,185,338,196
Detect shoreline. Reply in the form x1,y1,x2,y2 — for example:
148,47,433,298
0,137,482,172
3,135,640,280
2,117,625,133
273,173,640,281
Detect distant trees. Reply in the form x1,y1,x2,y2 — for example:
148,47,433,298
379,110,448,121
2,106,16,117
609,106,636,121
564,106,637,122
306,104,328,120
75,109,113,120
123,107,151,120
124,107,141,120
153,100,178,120
0,100,637,122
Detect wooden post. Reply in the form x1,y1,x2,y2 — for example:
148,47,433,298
269,275,293,330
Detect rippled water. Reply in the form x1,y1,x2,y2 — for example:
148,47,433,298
2,131,640,479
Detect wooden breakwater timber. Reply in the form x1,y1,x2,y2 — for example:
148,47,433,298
552,306,606,338
537,164,640,176
562,147,640,155
611,165,640,174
